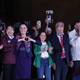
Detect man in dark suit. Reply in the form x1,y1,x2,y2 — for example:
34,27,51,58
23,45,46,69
50,22,72,80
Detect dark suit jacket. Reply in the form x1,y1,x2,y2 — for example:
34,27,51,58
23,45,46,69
50,32,72,64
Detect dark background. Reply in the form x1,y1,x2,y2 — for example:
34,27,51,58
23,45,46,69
0,0,80,24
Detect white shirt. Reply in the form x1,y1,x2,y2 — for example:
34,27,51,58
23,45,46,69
57,35,62,43
41,42,49,58
57,33,64,43
69,29,80,61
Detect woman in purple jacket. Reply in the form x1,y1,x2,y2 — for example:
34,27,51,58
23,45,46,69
0,25,16,80
16,23,36,80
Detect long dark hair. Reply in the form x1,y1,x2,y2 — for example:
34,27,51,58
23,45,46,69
37,31,48,42
18,23,30,36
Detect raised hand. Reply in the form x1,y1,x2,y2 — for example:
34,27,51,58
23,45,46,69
0,45,3,49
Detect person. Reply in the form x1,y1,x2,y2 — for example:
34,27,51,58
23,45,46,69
69,21,80,80
0,31,4,78
0,20,5,77
34,32,54,80
31,26,39,39
0,25,16,80
50,22,72,80
46,27,52,38
0,44,3,77
16,23,37,80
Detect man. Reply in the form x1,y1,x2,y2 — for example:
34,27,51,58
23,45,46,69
50,22,72,80
69,21,80,80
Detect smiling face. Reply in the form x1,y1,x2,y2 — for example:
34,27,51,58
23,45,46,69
6,26,14,36
40,32,47,42
19,24,28,35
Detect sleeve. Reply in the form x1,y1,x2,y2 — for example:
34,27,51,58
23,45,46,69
68,30,77,47
34,44,41,56
47,41,53,54
34,40,42,46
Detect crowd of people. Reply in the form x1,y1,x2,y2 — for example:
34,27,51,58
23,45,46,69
0,19,80,80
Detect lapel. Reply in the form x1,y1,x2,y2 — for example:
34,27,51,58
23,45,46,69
63,34,66,47
55,33,61,47
55,33,66,48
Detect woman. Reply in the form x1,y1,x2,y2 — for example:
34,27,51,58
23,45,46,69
0,25,16,80
16,23,36,80
34,32,54,80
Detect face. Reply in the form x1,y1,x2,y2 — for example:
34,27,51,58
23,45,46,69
19,24,28,35
40,32,47,42
36,20,41,29
55,22,64,35
75,22,80,31
6,26,14,36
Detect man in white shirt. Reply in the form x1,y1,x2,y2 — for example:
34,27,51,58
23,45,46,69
69,21,80,80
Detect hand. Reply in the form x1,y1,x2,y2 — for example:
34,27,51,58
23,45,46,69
52,63,56,70
69,61,74,68
48,47,53,52
0,45,3,49
18,38,25,42
76,28,80,36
